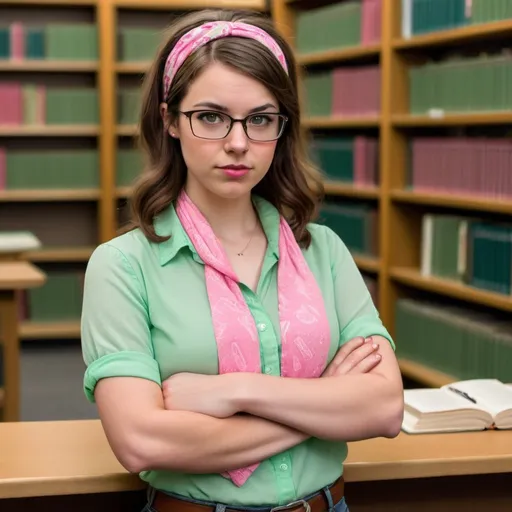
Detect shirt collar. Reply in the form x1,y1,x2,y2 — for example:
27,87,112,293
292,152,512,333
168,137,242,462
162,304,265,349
155,195,280,267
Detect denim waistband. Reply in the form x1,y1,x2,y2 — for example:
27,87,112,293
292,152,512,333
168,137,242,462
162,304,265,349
147,478,339,512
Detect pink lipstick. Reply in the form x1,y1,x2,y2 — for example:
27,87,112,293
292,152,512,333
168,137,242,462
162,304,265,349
219,165,250,179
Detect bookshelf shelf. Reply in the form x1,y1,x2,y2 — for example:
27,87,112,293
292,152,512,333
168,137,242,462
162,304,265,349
390,267,512,313
19,320,81,340
116,186,132,198
23,247,94,262
113,0,266,10
304,116,380,129
0,189,100,202
353,254,380,274
324,182,380,199
392,113,512,127
0,61,99,73
115,62,150,74
0,125,100,137
298,44,381,66
391,190,512,215
2,0,96,5
116,124,137,136
393,19,512,51
398,358,456,387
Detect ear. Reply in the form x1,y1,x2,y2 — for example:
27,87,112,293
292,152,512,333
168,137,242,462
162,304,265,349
160,102,180,138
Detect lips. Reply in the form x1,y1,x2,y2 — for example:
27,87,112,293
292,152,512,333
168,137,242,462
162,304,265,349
219,165,250,170
219,165,251,179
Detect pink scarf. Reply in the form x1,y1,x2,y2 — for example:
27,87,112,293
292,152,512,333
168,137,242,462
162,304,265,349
175,192,331,486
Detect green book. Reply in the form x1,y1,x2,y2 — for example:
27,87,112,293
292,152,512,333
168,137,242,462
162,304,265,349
310,137,354,182
303,71,333,117
45,88,99,124
45,23,98,60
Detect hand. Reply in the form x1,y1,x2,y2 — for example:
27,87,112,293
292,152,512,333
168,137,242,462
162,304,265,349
322,336,381,378
162,372,239,418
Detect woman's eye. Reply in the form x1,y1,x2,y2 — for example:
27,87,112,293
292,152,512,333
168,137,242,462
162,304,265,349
249,115,271,126
198,112,223,124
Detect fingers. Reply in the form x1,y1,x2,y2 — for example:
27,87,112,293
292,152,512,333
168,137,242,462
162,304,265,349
334,338,380,376
339,349,381,376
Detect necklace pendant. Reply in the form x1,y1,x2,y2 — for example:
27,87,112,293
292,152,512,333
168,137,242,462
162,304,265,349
237,252,243,256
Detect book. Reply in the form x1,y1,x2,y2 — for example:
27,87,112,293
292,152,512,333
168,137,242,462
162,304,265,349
0,231,41,253
402,379,512,434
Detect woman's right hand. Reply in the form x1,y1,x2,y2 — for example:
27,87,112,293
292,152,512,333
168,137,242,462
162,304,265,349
322,336,382,378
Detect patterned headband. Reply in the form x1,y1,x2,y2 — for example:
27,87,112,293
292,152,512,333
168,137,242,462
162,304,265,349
162,20,289,100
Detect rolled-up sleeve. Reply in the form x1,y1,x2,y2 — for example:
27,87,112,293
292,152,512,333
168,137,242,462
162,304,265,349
325,228,395,350
81,243,161,403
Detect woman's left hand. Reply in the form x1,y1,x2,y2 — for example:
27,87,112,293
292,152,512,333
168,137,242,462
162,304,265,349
162,373,239,418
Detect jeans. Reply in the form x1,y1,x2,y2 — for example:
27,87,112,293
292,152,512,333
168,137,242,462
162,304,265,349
142,484,349,512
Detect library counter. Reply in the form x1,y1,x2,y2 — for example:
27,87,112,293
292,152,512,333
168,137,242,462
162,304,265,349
0,420,511,511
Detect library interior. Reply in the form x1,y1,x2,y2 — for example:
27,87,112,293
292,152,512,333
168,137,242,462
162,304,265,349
1,0,512,510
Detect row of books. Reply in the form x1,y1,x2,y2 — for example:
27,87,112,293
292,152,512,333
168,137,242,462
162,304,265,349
421,213,512,295
310,136,378,186
401,0,512,38
304,65,380,117
18,271,84,323
118,89,141,125
409,53,512,115
408,137,512,200
0,147,142,189
318,200,378,257
396,297,512,383
0,82,98,125
0,22,97,61
296,0,381,55
117,27,162,63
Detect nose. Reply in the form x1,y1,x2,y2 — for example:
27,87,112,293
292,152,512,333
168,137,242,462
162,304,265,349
224,120,249,153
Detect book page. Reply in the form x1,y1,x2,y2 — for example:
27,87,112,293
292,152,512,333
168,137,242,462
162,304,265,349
404,388,483,414
443,380,512,417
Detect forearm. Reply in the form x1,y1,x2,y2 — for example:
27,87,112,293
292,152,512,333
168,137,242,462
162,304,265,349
133,411,308,473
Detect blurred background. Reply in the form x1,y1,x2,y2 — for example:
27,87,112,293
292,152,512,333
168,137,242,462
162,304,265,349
1,0,512,423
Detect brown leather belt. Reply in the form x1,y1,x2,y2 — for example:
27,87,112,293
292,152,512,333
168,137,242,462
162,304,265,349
151,476,344,512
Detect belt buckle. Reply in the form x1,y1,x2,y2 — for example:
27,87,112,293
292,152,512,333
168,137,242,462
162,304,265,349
270,500,311,512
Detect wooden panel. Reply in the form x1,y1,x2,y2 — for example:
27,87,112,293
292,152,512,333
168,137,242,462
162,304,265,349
0,263,45,290
0,126,99,137
324,182,380,199
114,0,266,10
19,321,81,340
0,190,100,202
393,113,512,126
298,44,380,67
23,247,94,263
303,117,380,129
0,61,98,72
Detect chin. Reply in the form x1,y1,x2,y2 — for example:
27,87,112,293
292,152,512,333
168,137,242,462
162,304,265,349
210,180,258,200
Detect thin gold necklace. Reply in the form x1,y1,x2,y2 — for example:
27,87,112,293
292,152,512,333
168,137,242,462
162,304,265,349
236,221,259,256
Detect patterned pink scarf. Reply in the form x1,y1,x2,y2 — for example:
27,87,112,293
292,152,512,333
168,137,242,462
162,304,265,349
175,191,331,486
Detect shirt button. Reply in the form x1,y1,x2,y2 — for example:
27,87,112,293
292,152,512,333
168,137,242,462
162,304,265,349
264,366,272,374
257,323,267,332
280,463,289,471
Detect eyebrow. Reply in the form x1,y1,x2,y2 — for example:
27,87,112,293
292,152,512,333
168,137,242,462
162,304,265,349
192,101,278,114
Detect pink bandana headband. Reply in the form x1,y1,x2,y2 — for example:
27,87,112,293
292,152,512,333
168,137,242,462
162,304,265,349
163,21,289,100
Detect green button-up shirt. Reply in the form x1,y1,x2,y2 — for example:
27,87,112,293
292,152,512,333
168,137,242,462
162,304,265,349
81,196,393,506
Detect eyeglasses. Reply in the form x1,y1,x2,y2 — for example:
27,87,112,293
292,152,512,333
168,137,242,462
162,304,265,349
178,110,288,142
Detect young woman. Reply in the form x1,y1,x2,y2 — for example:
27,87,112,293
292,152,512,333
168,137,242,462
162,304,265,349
81,8,404,512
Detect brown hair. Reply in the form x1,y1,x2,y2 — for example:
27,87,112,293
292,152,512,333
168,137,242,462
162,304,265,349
124,8,324,247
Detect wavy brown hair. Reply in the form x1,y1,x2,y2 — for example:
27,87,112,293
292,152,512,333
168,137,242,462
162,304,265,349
124,8,324,247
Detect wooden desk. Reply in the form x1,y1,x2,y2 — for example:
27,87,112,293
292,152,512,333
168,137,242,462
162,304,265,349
0,262,46,422
0,420,511,511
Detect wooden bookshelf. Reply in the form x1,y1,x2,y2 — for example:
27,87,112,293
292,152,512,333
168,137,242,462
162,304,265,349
390,266,512,313
392,112,512,127
324,182,380,199
298,44,380,66
398,358,456,387
0,189,100,202
116,124,138,136
0,125,100,137
114,0,266,10
391,190,512,215
353,255,380,274
19,320,81,340
23,247,94,262
115,62,150,74
393,19,512,50
304,116,380,129
273,0,512,387
0,61,99,72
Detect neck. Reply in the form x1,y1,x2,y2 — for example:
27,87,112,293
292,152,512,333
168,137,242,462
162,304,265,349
183,183,258,240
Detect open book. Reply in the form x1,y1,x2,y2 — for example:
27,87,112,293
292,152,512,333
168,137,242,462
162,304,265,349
402,379,512,434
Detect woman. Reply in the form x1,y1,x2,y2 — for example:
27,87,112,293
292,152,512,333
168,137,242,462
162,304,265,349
81,8,404,512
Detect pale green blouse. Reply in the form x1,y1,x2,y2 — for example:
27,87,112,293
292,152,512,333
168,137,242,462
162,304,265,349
81,196,394,507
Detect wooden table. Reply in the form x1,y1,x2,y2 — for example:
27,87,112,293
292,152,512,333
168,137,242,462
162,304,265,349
0,262,46,422
0,420,511,511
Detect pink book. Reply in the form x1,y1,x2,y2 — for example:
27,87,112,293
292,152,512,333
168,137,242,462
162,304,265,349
361,0,382,45
10,22,24,60
0,146,6,190
0,82,22,125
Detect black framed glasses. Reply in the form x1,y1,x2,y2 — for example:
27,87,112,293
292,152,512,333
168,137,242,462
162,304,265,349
179,110,288,142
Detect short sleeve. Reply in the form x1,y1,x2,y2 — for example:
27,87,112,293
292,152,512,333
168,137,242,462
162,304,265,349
325,228,395,350
81,243,161,403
